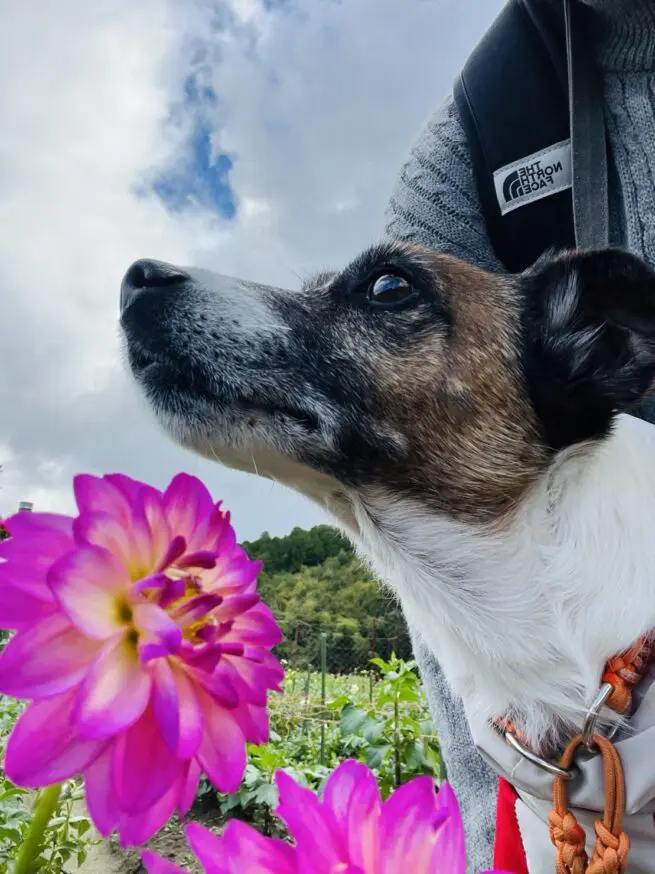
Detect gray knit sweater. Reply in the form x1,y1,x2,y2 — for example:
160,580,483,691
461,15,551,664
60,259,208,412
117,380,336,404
384,1,655,870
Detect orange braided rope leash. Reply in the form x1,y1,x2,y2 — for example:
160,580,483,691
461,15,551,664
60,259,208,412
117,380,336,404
549,734,629,874
548,635,654,874
497,635,654,874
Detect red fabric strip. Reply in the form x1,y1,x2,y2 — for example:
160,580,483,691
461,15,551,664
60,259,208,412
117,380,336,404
493,777,529,874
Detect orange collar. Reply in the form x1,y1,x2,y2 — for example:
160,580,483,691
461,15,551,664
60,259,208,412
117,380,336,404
493,634,655,747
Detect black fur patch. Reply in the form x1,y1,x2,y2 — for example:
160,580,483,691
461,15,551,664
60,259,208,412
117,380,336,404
522,248,655,451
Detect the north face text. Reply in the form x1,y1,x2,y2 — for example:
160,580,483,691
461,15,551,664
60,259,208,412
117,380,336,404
494,140,572,216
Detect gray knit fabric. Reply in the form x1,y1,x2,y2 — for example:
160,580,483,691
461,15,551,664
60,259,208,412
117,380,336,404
384,1,655,871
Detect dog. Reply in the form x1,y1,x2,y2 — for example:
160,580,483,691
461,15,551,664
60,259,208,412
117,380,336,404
120,242,655,872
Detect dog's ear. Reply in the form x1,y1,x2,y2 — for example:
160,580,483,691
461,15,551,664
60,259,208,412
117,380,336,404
522,248,655,450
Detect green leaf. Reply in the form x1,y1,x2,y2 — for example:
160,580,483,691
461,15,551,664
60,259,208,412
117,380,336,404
404,740,425,769
326,695,351,711
69,818,91,836
365,744,391,769
253,784,278,808
361,717,385,744
340,704,368,736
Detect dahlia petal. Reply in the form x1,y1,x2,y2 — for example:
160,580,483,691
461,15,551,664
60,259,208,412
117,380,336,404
429,783,468,874
0,613,98,698
225,603,283,647
78,483,171,576
197,624,219,644
205,549,260,596
184,822,227,873
104,473,147,505
236,703,270,746
152,660,203,758
217,820,297,874
163,473,215,553
379,776,449,874
221,649,284,705
112,704,182,815
152,659,180,753
140,641,173,663
0,511,73,552
191,506,235,568
133,603,182,654
141,486,173,570
117,777,181,847
217,640,243,656
156,535,187,573
173,593,222,627
75,634,151,738
131,572,170,598
178,759,202,816
126,493,161,579
48,545,128,639
157,574,187,608
213,525,237,560
276,769,346,871
73,511,135,569
84,747,120,837
195,664,239,709
90,742,192,847
142,852,189,874
215,593,259,622
196,689,247,794
174,668,204,758
75,475,160,578
74,475,132,524
0,572,56,629
5,689,107,786
324,760,381,873
0,512,73,599
181,642,222,674
177,550,217,570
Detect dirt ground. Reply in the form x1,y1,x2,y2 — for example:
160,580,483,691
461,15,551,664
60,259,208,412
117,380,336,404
73,802,225,874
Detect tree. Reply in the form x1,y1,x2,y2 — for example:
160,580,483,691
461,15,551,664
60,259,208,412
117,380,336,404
243,525,411,672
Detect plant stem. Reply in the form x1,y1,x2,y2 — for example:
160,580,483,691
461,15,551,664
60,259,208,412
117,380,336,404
394,692,401,788
14,782,63,874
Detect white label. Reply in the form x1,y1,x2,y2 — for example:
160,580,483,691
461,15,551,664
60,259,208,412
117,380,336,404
493,139,572,216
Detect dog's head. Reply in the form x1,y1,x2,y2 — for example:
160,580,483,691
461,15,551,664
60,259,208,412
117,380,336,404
119,242,655,530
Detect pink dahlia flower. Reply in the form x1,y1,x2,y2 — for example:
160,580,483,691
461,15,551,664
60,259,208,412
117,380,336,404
142,760,508,874
0,473,283,845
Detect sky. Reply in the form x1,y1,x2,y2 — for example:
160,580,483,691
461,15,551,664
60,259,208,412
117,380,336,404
0,0,504,541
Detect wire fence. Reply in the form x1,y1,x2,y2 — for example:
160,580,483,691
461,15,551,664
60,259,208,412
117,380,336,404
269,624,438,769
274,617,412,675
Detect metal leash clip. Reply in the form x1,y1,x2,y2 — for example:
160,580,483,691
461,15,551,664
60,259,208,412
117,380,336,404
503,730,574,779
581,682,615,748
504,681,617,779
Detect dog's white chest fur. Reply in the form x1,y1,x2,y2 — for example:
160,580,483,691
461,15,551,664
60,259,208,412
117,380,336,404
351,413,655,747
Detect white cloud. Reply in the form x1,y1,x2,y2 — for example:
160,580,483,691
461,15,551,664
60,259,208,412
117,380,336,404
0,0,503,537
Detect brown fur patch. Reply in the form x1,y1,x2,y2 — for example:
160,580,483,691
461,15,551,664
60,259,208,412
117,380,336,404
377,247,549,523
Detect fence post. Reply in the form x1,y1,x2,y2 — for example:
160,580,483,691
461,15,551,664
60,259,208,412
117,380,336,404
301,667,312,736
319,632,327,765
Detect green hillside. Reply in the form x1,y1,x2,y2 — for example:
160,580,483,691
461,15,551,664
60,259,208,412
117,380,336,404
243,525,412,673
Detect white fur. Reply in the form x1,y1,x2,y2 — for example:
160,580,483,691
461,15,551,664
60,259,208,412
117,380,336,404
346,412,655,747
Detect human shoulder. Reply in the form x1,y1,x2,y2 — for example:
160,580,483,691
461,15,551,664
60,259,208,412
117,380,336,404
384,94,505,274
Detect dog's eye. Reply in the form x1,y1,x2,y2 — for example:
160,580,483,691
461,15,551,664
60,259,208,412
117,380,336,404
367,274,416,309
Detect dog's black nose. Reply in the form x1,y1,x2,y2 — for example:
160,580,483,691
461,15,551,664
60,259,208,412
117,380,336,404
120,259,188,310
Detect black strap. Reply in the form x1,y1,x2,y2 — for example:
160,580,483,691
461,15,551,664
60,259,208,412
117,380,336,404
453,0,608,272
564,0,609,249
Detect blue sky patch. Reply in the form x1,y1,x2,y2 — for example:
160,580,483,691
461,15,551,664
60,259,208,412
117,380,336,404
141,60,237,220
